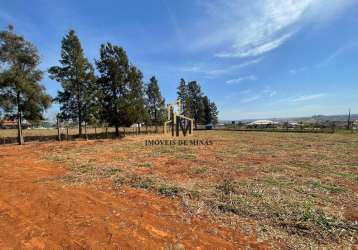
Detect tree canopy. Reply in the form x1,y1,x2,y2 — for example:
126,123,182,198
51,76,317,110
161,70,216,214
146,76,166,127
177,79,219,127
0,25,51,144
48,30,95,136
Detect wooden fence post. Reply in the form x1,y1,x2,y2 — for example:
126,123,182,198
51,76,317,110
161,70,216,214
57,118,61,141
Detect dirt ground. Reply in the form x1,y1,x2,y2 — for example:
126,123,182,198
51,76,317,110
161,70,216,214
0,139,270,249
0,131,357,249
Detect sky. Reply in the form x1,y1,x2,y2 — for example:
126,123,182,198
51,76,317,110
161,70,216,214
1,0,358,121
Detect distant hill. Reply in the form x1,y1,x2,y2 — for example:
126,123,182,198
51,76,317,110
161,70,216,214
220,114,358,124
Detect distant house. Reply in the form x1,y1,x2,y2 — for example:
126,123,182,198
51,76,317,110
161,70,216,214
130,123,145,128
247,120,278,128
0,119,31,129
0,119,17,129
288,122,299,127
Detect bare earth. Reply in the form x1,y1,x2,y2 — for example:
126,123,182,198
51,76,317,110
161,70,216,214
0,131,357,249
0,139,269,249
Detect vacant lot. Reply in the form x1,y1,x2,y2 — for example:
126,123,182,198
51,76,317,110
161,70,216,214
0,131,357,249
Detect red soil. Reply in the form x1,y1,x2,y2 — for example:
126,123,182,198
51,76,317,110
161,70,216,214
0,144,271,249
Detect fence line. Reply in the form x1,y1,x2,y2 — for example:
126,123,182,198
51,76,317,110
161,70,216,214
0,126,163,145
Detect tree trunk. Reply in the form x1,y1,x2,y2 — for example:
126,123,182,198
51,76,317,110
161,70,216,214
115,125,119,138
84,122,88,140
94,127,97,139
17,112,24,145
57,118,61,141
16,92,24,145
78,119,82,137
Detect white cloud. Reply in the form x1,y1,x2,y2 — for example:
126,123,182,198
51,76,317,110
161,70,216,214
192,0,355,58
291,93,327,102
181,58,262,77
216,32,294,58
239,87,277,103
226,75,257,84
241,95,262,103
289,67,307,75
263,88,277,97
317,40,358,67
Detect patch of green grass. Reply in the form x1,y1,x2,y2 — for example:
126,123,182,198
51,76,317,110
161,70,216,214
250,186,264,198
76,164,96,174
191,166,208,174
100,167,122,177
136,162,152,168
310,180,346,193
264,177,292,188
130,176,155,189
189,188,200,199
337,172,358,183
179,153,196,160
157,184,182,197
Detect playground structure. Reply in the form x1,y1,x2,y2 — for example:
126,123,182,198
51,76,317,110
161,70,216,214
164,100,194,137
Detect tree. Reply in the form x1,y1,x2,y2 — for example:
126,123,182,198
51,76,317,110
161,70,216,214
126,65,148,129
49,30,95,137
209,101,219,124
187,81,204,129
146,76,165,129
95,42,130,137
177,78,189,115
0,25,51,144
202,95,211,124
202,95,219,125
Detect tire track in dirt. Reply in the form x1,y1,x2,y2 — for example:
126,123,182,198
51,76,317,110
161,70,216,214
0,144,271,249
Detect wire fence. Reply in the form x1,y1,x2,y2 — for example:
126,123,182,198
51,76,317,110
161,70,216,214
0,126,164,145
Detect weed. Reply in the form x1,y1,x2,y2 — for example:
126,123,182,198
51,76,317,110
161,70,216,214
216,178,236,195
157,184,181,197
130,176,155,189
136,162,152,168
192,167,208,174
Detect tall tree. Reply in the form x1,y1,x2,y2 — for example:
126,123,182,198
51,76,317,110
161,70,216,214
202,95,211,124
202,95,219,125
187,81,204,129
177,78,189,115
146,76,165,129
0,25,51,144
126,65,148,128
49,30,95,136
95,42,130,137
209,101,219,124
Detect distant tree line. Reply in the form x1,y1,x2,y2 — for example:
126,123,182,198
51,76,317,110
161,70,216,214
0,26,219,144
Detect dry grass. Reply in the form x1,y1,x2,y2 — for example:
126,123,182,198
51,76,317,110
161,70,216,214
40,131,358,249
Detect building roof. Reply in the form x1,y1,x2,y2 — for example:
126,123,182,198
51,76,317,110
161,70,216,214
248,120,278,125
0,119,17,126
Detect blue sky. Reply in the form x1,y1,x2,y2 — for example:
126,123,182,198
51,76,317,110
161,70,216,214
1,0,358,120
